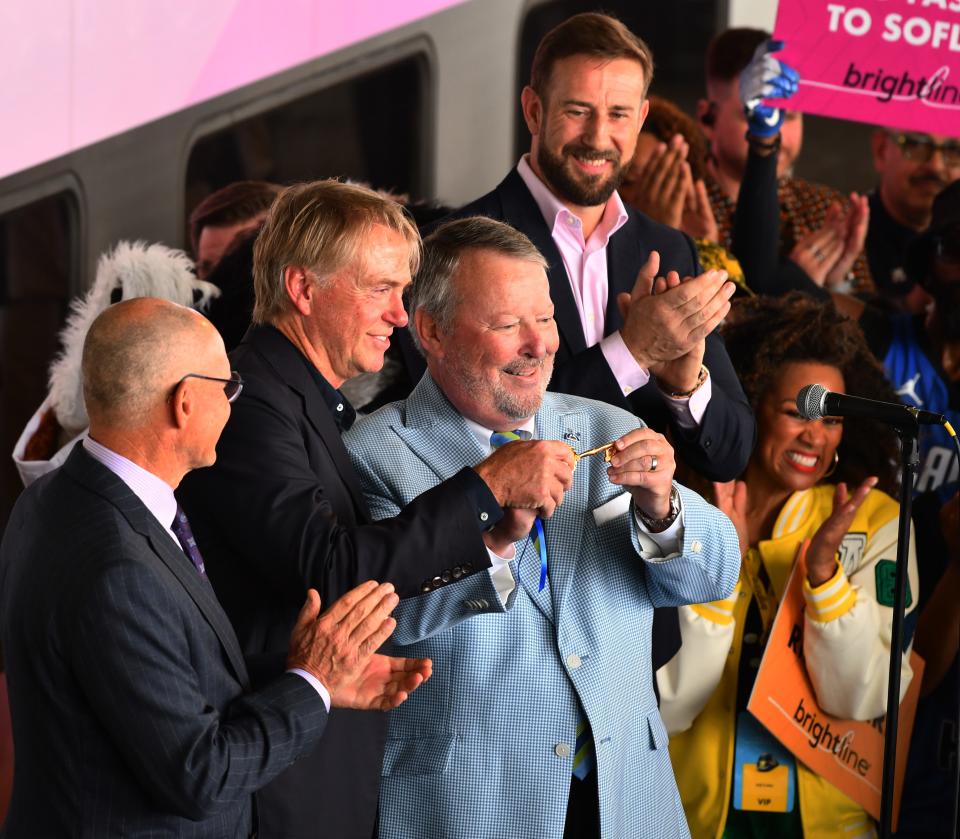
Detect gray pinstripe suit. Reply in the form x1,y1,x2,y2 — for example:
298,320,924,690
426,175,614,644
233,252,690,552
0,446,328,837
344,375,740,839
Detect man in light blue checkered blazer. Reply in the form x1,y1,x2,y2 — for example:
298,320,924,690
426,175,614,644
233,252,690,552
344,217,740,838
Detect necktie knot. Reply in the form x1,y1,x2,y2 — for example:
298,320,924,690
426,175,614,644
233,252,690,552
490,429,531,448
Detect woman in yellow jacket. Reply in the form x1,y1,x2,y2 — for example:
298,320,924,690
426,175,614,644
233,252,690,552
659,295,919,839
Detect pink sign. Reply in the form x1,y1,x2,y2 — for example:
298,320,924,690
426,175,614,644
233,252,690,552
773,0,960,137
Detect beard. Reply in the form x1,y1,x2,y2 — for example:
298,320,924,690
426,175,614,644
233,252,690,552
450,352,555,423
536,137,626,207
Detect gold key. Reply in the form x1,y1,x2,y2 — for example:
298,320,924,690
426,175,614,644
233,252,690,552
572,441,616,467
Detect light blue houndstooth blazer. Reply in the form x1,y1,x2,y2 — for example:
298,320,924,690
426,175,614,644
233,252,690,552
344,374,739,839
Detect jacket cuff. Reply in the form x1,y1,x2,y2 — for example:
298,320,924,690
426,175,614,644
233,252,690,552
803,563,857,622
690,579,741,626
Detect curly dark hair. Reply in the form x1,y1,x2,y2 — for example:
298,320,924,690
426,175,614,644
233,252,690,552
722,294,901,495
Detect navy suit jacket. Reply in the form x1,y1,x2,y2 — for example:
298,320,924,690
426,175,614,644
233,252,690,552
0,446,327,838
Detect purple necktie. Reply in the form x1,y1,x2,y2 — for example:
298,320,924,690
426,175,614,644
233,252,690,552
171,506,207,578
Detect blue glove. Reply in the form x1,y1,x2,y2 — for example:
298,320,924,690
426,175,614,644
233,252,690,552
738,39,800,138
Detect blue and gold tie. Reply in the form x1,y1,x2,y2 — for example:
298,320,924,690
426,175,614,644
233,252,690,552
490,431,594,777
489,430,547,592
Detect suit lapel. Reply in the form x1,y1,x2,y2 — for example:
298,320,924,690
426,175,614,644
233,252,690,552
603,214,643,335
400,375,560,624
65,448,251,689
143,524,251,689
496,171,587,357
246,325,370,521
396,375,488,482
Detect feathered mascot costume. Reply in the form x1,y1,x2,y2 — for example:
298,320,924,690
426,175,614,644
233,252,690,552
12,241,219,486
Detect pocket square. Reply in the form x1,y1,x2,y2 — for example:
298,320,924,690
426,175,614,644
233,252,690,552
592,492,631,526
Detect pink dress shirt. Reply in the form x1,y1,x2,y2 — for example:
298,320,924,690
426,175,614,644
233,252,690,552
516,157,711,428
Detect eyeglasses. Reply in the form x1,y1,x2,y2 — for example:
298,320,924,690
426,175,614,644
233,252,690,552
175,372,244,402
887,132,960,167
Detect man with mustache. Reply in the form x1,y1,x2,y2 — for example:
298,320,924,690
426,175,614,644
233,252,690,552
176,180,574,839
344,216,740,839
867,128,960,310
433,12,755,680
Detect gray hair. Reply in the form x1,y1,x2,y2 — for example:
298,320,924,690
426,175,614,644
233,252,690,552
409,216,548,353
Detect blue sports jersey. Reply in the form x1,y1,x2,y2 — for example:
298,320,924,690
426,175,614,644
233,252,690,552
884,314,959,503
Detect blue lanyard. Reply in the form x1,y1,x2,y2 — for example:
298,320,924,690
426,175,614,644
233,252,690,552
531,517,548,592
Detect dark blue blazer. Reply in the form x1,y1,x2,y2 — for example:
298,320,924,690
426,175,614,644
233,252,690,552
0,445,327,838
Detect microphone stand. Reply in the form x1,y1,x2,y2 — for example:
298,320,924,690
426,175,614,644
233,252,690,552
879,419,920,839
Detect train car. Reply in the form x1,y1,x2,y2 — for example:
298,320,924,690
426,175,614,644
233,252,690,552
0,0,875,530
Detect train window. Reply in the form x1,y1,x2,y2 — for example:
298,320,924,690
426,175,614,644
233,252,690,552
185,54,429,222
0,189,78,529
515,1,717,157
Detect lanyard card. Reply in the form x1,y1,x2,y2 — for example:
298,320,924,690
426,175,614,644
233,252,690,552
732,711,796,813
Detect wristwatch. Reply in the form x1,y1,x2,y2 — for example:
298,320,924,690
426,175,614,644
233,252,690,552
636,487,681,533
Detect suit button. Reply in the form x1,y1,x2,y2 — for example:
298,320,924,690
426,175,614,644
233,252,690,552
555,743,571,758
704,438,712,449
748,657,761,668
566,653,582,669
462,563,474,573
452,566,463,579
441,570,452,583
480,512,489,522
432,576,443,588
421,583,432,593
691,540,702,553
744,632,759,645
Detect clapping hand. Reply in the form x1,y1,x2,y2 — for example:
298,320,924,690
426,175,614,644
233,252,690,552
824,193,869,288
682,178,719,243
618,251,733,394
623,134,692,230
287,582,432,711
805,477,878,586
713,480,750,556
789,194,869,287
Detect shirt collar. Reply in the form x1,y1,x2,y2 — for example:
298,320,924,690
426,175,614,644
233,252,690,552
464,415,537,454
300,353,357,431
516,155,629,246
82,436,179,536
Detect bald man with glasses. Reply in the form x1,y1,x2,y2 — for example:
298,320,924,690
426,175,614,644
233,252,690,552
0,297,431,838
